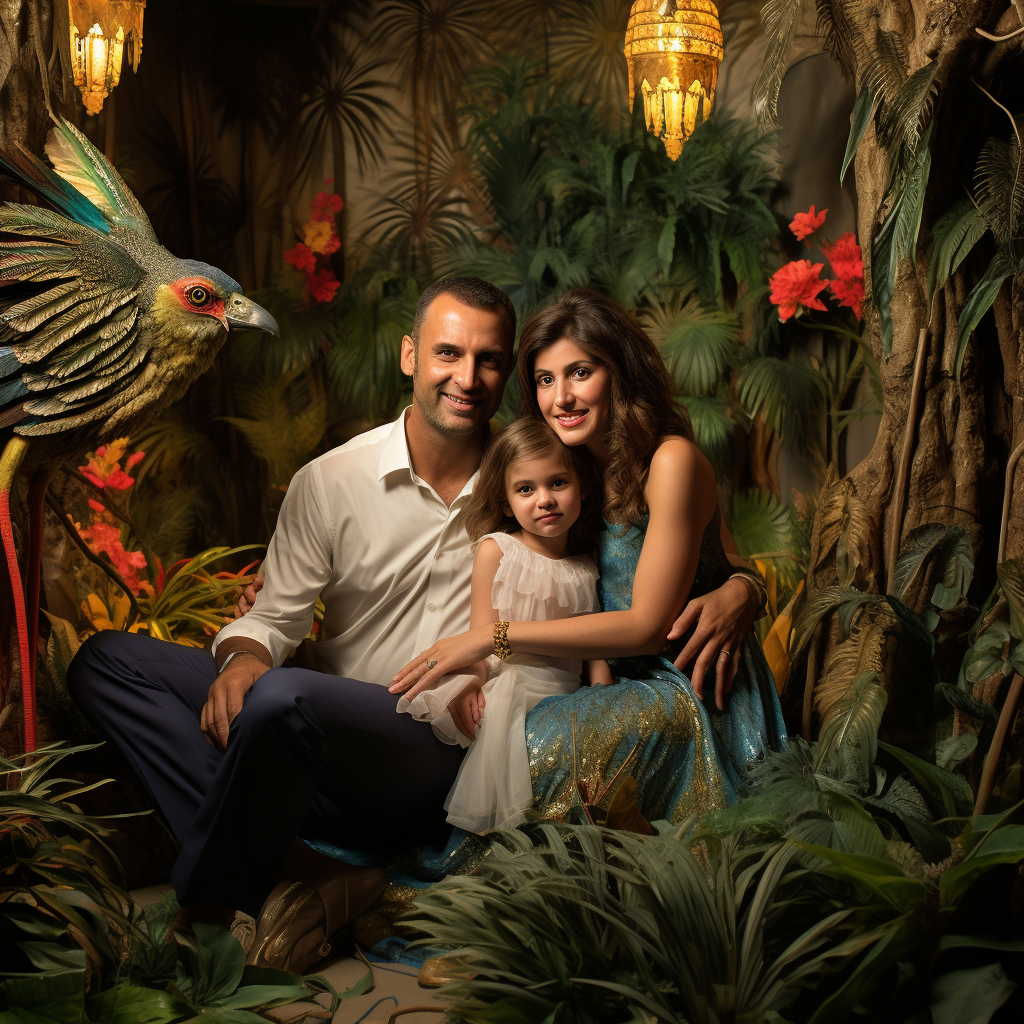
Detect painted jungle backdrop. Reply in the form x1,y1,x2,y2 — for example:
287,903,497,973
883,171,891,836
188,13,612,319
2,2,1024,1023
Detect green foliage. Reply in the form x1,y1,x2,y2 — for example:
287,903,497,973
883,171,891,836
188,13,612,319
407,823,887,1024
739,355,827,454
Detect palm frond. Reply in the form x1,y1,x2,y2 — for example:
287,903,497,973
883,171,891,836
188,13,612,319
729,489,796,561
680,395,734,475
738,355,826,452
814,0,859,80
753,0,804,133
976,127,1024,244
875,60,938,162
646,295,739,396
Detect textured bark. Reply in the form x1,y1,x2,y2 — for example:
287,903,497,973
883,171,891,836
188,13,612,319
805,0,1024,733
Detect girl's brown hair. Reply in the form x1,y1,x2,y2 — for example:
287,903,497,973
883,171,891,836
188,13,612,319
464,418,603,555
517,288,692,527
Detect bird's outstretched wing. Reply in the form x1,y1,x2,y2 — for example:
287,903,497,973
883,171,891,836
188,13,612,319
0,119,157,241
0,204,147,435
44,120,157,240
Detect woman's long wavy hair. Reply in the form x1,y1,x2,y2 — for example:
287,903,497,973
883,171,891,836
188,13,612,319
517,289,692,527
463,418,603,556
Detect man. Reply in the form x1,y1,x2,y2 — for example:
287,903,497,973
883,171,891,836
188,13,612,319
69,277,762,973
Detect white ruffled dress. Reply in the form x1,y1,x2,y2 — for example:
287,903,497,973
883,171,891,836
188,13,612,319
397,532,598,833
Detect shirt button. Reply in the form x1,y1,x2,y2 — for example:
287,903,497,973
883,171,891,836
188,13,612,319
428,602,436,612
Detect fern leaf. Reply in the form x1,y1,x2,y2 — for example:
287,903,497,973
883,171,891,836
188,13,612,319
927,197,988,299
861,30,908,110
753,0,804,133
875,60,938,157
791,584,861,659
814,0,859,81
976,130,1023,244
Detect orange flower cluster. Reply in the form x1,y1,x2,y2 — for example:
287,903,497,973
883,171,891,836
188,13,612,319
769,208,865,322
284,179,343,304
76,439,152,596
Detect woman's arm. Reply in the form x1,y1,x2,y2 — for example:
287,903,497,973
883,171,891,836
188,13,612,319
392,439,718,695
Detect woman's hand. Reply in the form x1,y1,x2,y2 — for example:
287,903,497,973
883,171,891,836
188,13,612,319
234,575,264,618
449,682,486,741
390,625,494,699
667,577,758,711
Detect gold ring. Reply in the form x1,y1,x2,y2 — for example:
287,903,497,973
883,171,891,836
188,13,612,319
426,659,438,670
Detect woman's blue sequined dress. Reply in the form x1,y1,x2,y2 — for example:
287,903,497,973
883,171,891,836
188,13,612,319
525,515,787,822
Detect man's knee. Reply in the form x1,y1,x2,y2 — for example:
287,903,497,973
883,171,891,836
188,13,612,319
234,670,332,745
67,629,137,705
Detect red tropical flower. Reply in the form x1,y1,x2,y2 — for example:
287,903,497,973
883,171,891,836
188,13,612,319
823,232,863,282
311,188,343,222
769,260,829,322
789,205,828,247
306,268,341,304
829,277,865,320
284,242,316,273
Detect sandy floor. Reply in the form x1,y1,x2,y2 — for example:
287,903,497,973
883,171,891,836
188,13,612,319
131,883,451,1024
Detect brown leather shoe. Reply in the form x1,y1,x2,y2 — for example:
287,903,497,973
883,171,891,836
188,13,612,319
247,860,387,973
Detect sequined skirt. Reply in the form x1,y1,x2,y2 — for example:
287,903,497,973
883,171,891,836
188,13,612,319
525,639,786,824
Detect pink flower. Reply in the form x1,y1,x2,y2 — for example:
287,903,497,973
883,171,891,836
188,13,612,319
829,277,865,320
102,467,137,491
126,451,145,471
87,498,105,513
306,268,340,304
790,205,828,247
285,242,316,273
769,260,829,322
823,233,863,282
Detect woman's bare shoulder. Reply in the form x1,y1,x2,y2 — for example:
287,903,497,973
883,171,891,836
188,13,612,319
649,435,716,487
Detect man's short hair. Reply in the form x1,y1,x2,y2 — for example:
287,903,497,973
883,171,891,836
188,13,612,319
411,277,516,350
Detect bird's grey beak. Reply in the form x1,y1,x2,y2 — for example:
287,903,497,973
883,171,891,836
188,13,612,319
224,293,279,336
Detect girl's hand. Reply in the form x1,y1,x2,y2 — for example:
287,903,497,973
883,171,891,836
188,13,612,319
390,625,494,699
450,682,486,741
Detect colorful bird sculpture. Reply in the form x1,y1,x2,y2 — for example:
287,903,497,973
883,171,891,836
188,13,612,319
0,118,279,752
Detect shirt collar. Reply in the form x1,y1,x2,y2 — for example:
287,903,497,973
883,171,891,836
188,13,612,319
377,409,414,482
376,408,480,504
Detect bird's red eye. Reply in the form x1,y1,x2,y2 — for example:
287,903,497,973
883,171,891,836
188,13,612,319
187,286,211,306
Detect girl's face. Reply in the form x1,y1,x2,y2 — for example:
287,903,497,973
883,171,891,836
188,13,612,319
504,453,582,542
532,338,613,455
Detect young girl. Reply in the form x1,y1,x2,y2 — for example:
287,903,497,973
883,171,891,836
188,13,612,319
397,418,611,833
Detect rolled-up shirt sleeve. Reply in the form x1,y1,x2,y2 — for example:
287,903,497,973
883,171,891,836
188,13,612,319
212,462,333,666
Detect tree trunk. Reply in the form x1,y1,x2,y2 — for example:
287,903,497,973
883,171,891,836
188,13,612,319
805,1,1024,732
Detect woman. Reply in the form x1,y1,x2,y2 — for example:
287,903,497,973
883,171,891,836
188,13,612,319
392,289,786,823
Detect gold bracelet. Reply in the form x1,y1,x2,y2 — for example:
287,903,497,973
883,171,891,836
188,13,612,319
493,620,511,660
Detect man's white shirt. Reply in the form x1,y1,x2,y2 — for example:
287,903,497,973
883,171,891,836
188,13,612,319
213,411,477,685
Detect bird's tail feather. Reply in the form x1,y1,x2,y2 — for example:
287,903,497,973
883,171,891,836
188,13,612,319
0,144,109,236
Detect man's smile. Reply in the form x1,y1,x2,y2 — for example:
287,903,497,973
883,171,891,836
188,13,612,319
440,391,480,410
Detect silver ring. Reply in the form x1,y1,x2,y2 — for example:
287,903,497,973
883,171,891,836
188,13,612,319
718,649,731,658
426,659,438,670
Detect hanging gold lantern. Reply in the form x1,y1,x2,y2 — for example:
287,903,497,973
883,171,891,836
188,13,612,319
68,1,146,115
624,0,724,161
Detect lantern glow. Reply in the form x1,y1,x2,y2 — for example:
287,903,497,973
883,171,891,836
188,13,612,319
624,0,724,160
69,1,145,115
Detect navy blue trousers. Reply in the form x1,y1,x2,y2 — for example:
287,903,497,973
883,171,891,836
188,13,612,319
67,630,464,916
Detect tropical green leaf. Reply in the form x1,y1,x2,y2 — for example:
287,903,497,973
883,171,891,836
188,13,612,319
841,85,875,186
935,682,999,727
976,124,1023,244
955,253,1013,382
996,558,1024,638
877,741,974,818
928,197,988,299
935,732,978,771
817,672,887,770
87,985,190,1024
929,963,1016,1024
791,843,926,912
875,60,938,158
